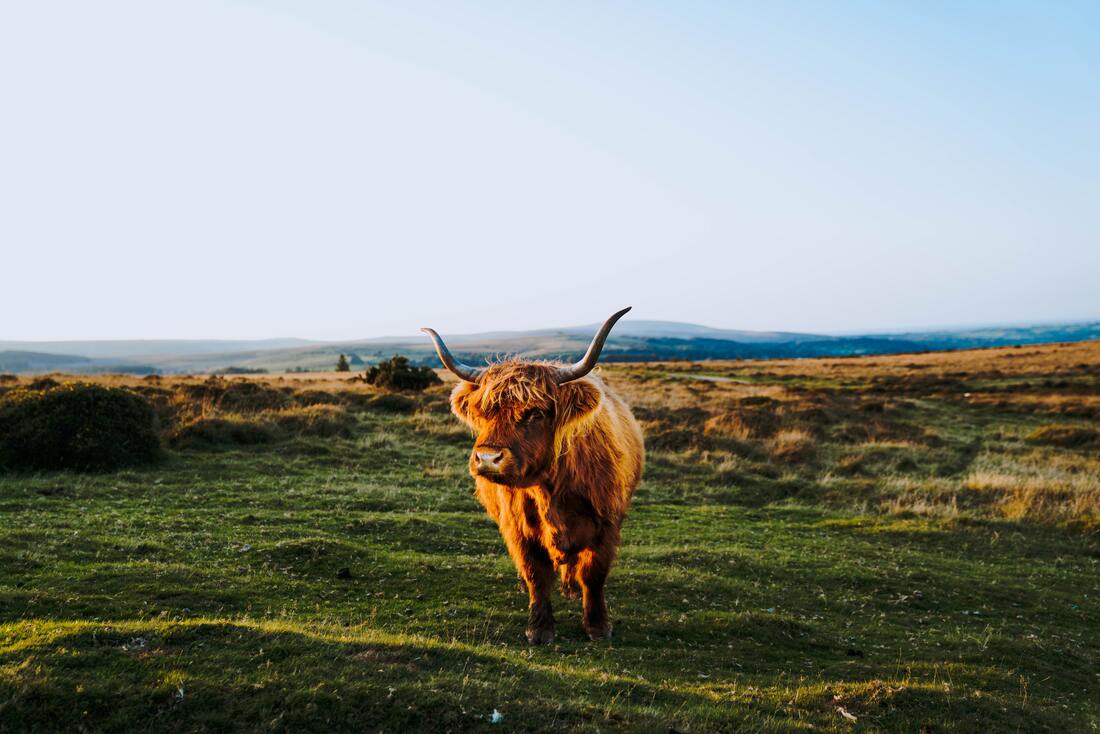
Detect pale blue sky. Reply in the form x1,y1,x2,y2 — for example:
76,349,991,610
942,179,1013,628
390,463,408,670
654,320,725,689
1,1,1097,340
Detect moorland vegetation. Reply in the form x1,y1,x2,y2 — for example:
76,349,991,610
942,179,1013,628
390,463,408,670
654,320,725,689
0,342,1097,731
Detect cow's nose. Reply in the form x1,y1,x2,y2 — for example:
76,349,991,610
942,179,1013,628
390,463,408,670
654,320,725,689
475,449,505,472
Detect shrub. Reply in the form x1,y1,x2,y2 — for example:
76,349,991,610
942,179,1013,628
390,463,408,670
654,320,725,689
0,383,161,471
220,366,269,375
336,354,351,372
0,374,18,384
361,356,442,392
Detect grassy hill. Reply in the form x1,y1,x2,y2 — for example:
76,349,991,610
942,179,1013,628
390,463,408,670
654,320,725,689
0,342,1097,731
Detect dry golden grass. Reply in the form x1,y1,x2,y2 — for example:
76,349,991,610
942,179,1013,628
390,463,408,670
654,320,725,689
768,428,816,463
605,341,1100,528
964,452,1100,524
703,412,753,440
633,339,1100,381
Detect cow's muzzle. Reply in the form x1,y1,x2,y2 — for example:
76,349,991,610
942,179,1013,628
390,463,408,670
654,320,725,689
473,447,510,476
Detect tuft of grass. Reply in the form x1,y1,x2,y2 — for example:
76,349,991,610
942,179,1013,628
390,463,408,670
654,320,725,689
190,377,292,413
769,428,816,463
703,412,753,440
169,415,278,448
1026,423,1100,448
294,389,345,406
353,393,418,414
269,404,356,438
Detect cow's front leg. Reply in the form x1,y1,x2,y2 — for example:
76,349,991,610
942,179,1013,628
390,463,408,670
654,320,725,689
517,540,556,645
499,524,556,645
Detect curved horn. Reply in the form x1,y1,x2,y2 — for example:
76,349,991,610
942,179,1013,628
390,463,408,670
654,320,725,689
555,306,632,384
420,328,485,383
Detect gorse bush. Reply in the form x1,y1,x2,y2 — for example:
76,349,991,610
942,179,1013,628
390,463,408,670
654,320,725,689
361,356,442,392
0,383,161,472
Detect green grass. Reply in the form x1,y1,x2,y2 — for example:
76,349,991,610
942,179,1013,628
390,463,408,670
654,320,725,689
2,379,1099,732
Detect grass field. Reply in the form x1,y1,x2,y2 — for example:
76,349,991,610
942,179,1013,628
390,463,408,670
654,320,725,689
1,342,1098,732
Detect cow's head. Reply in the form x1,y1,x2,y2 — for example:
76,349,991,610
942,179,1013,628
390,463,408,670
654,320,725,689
422,308,630,487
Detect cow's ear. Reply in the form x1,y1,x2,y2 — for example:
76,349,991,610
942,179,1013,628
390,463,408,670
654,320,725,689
556,379,602,433
450,381,479,428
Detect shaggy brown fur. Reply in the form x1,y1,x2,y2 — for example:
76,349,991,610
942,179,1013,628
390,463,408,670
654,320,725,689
450,361,645,644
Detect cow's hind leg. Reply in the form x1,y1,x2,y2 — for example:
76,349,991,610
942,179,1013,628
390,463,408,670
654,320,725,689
576,547,614,640
560,562,581,600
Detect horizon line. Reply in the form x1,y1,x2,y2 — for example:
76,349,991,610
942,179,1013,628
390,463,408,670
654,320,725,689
2,314,1099,346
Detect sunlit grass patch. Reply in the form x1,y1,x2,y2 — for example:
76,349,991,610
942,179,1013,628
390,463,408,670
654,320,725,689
963,452,1100,524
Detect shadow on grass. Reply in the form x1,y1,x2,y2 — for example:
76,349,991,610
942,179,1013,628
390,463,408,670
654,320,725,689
0,618,1069,734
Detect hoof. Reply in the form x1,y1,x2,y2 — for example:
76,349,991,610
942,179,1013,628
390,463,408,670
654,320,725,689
585,623,613,641
526,626,556,646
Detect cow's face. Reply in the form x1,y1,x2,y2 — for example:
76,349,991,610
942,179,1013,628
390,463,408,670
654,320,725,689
451,363,602,487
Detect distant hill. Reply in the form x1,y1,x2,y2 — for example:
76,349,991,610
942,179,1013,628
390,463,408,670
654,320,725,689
0,351,93,373
416,320,827,345
0,338,316,360
2,320,1097,374
875,322,1100,351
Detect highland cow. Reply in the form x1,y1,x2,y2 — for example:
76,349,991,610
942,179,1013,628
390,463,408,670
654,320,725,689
422,308,644,644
